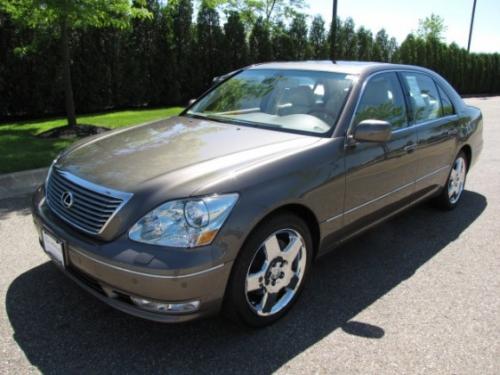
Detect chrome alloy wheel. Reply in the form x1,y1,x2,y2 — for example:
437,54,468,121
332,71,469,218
448,156,467,204
245,229,307,316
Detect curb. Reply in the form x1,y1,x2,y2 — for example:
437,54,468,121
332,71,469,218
0,167,48,200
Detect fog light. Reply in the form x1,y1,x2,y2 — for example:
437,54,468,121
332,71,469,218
131,297,200,314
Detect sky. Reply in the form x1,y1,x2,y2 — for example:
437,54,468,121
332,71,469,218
307,0,500,53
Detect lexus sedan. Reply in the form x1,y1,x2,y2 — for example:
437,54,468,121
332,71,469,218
32,61,483,327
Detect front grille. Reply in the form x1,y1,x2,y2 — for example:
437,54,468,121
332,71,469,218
46,168,132,235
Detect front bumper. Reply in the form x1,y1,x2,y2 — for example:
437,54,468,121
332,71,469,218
31,186,233,323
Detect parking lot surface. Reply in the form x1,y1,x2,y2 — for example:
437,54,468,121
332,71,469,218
0,97,499,374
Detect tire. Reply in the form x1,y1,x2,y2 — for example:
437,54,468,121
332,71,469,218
223,212,313,327
434,151,468,210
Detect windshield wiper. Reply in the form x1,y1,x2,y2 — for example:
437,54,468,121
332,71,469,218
184,112,228,124
185,112,281,131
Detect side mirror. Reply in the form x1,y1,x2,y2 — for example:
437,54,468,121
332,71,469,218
353,120,392,143
188,99,196,106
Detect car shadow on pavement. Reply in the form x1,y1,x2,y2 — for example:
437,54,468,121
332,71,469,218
6,191,486,374
0,195,32,221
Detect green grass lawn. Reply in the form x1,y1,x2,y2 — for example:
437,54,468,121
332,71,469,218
0,107,183,174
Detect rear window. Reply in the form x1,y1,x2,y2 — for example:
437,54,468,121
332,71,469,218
437,85,455,116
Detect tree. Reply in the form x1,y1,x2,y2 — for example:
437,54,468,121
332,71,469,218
417,13,447,41
196,1,224,88
262,0,306,22
387,37,398,62
335,17,357,60
415,36,427,66
249,17,272,63
309,15,328,59
289,13,309,60
398,34,417,64
1,5,500,121
224,11,248,70
113,0,170,108
0,10,62,118
271,21,292,60
356,26,373,60
372,29,390,62
225,0,305,28
168,0,194,102
0,0,150,127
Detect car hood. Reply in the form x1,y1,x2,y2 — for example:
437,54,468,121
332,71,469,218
56,116,321,193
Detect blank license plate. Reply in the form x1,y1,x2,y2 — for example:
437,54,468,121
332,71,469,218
42,230,65,267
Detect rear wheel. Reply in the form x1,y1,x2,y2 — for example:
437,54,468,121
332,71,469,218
434,151,468,210
224,213,313,327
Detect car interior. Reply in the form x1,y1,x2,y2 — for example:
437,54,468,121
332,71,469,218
189,71,355,134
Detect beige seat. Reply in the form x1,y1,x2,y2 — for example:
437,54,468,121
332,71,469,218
278,86,314,116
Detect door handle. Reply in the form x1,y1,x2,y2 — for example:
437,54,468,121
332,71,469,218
403,143,417,153
447,129,458,136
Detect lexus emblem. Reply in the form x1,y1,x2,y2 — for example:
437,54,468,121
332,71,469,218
61,191,74,209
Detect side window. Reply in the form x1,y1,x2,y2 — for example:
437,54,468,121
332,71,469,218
437,85,455,116
402,72,442,123
354,72,408,130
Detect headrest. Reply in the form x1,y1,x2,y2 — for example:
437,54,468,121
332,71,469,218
286,86,314,107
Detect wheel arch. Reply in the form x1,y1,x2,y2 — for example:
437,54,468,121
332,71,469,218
244,203,321,260
221,202,321,325
460,144,472,170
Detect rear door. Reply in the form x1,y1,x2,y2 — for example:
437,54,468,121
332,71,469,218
399,72,458,193
343,72,418,227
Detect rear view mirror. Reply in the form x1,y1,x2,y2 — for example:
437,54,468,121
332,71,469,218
353,120,392,143
212,76,224,85
211,69,241,86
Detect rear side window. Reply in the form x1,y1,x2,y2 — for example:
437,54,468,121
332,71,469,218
437,85,455,116
401,72,441,123
354,72,408,130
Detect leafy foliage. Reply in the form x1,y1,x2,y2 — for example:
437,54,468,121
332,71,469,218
288,13,310,60
0,0,150,30
417,13,447,41
309,15,328,59
0,2,498,121
224,11,248,70
0,0,151,126
398,33,499,95
224,0,306,27
249,17,272,63
197,1,225,87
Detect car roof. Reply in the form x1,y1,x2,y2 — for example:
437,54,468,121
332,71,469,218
246,60,429,76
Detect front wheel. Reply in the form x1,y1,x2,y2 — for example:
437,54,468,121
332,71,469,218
224,213,313,327
434,151,468,210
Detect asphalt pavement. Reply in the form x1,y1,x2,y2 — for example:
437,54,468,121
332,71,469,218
0,97,498,374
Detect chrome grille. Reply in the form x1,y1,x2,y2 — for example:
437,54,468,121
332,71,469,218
46,168,132,235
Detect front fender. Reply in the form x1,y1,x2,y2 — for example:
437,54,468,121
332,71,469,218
204,137,346,264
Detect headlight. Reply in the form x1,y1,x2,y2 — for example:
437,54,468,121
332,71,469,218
129,194,239,248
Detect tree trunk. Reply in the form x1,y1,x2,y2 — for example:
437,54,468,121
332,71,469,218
61,20,77,127
265,0,276,23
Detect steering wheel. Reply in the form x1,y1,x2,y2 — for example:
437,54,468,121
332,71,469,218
308,109,336,125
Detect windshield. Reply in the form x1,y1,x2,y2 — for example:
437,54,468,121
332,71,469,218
186,69,356,135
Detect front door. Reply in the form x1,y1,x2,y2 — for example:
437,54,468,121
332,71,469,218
343,72,418,228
